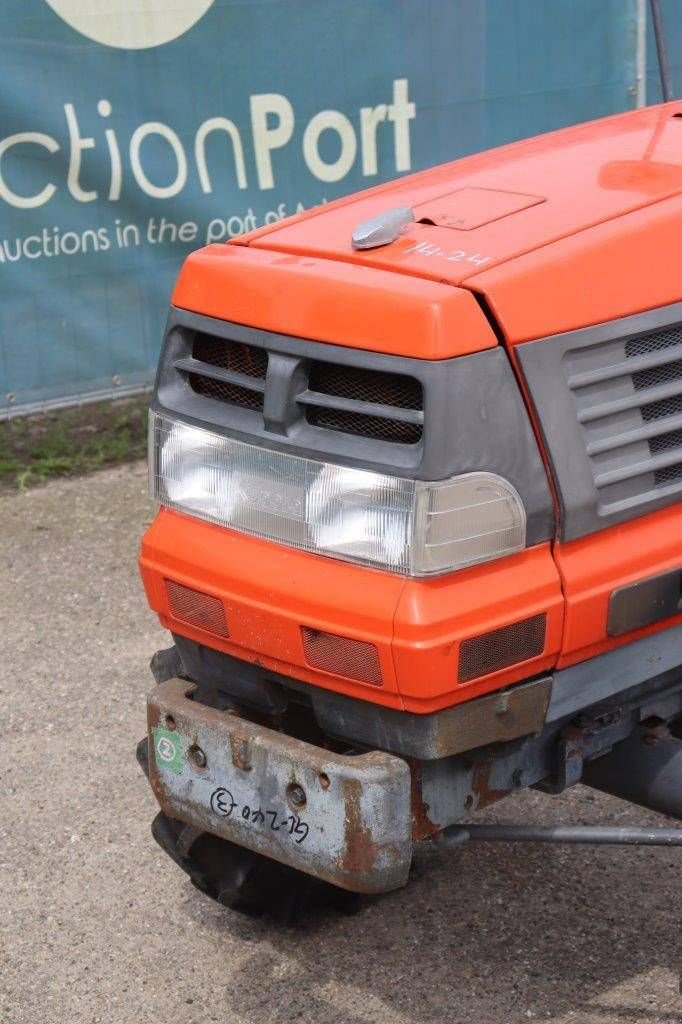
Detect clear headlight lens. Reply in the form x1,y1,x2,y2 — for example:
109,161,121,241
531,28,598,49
149,411,526,576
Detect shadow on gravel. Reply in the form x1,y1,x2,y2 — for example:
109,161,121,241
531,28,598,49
177,794,681,1024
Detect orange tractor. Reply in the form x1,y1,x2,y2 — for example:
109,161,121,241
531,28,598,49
137,75,682,917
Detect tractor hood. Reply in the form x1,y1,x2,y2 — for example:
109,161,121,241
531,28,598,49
241,103,682,288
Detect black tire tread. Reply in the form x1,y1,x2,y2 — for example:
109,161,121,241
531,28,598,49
151,811,361,923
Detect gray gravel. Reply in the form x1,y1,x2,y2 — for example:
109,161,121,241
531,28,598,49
1,463,680,1024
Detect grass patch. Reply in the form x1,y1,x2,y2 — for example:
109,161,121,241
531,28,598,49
0,396,149,492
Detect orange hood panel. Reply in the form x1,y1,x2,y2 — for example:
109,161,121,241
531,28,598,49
172,243,497,360
242,104,682,288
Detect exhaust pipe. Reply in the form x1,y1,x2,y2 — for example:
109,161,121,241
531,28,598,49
582,722,682,821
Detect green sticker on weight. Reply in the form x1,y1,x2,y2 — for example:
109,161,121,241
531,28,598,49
153,727,185,774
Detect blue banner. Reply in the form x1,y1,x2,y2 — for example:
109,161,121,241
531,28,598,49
0,0,657,415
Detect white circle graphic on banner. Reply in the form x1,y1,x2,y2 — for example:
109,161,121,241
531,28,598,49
44,0,215,49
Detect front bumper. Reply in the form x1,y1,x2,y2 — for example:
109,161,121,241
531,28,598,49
147,679,412,893
140,507,564,713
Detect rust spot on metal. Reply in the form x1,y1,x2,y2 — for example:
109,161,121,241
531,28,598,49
471,760,511,810
430,677,552,759
147,701,162,730
340,779,381,884
409,760,438,840
230,732,252,771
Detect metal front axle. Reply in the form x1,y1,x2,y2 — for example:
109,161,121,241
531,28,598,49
440,824,682,847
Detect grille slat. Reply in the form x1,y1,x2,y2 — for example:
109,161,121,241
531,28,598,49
577,378,682,423
586,412,682,456
595,447,682,487
566,320,682,513
298,389,424,424
568,341,682,388
174,357,266,395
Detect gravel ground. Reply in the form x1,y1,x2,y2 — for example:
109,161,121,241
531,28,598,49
1,463,680,1024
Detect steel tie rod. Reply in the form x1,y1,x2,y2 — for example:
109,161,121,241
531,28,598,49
440,824,682,847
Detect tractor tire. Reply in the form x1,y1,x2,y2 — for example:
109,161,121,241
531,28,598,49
151,810,362,924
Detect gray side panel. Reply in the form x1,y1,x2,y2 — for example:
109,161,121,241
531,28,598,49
546,623,682,722
517,302,682,541
154,307,554,543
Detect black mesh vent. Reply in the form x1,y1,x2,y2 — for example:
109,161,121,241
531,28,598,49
565,321,682,505
625,325,682,359
649,429,682,454
458,614,547,684
654,463,682,486
640,393,682,422
308,363,422,409
188,333,267,410
307,406,422,444
631,358,682,392
189,376,262,409
165,579,230,638
623,327,682,490
649,426,682,489
194,333,268,378
306,362,423,444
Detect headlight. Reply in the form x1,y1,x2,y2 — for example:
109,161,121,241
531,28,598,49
149,411,526,576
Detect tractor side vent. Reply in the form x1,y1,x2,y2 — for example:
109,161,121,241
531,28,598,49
301,627,383,685
566,321,682,514
165,579,230,639
177,332,268,411
301,362,424,444
458,614,547,683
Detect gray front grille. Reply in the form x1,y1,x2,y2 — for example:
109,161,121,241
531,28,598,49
566,321,682,517
154,306,556,545
517,302,682,540
173,327,424,445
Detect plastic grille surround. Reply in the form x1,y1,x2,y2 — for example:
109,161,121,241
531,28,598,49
301,627,383,685
165,579,230,639
458,614,547,683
